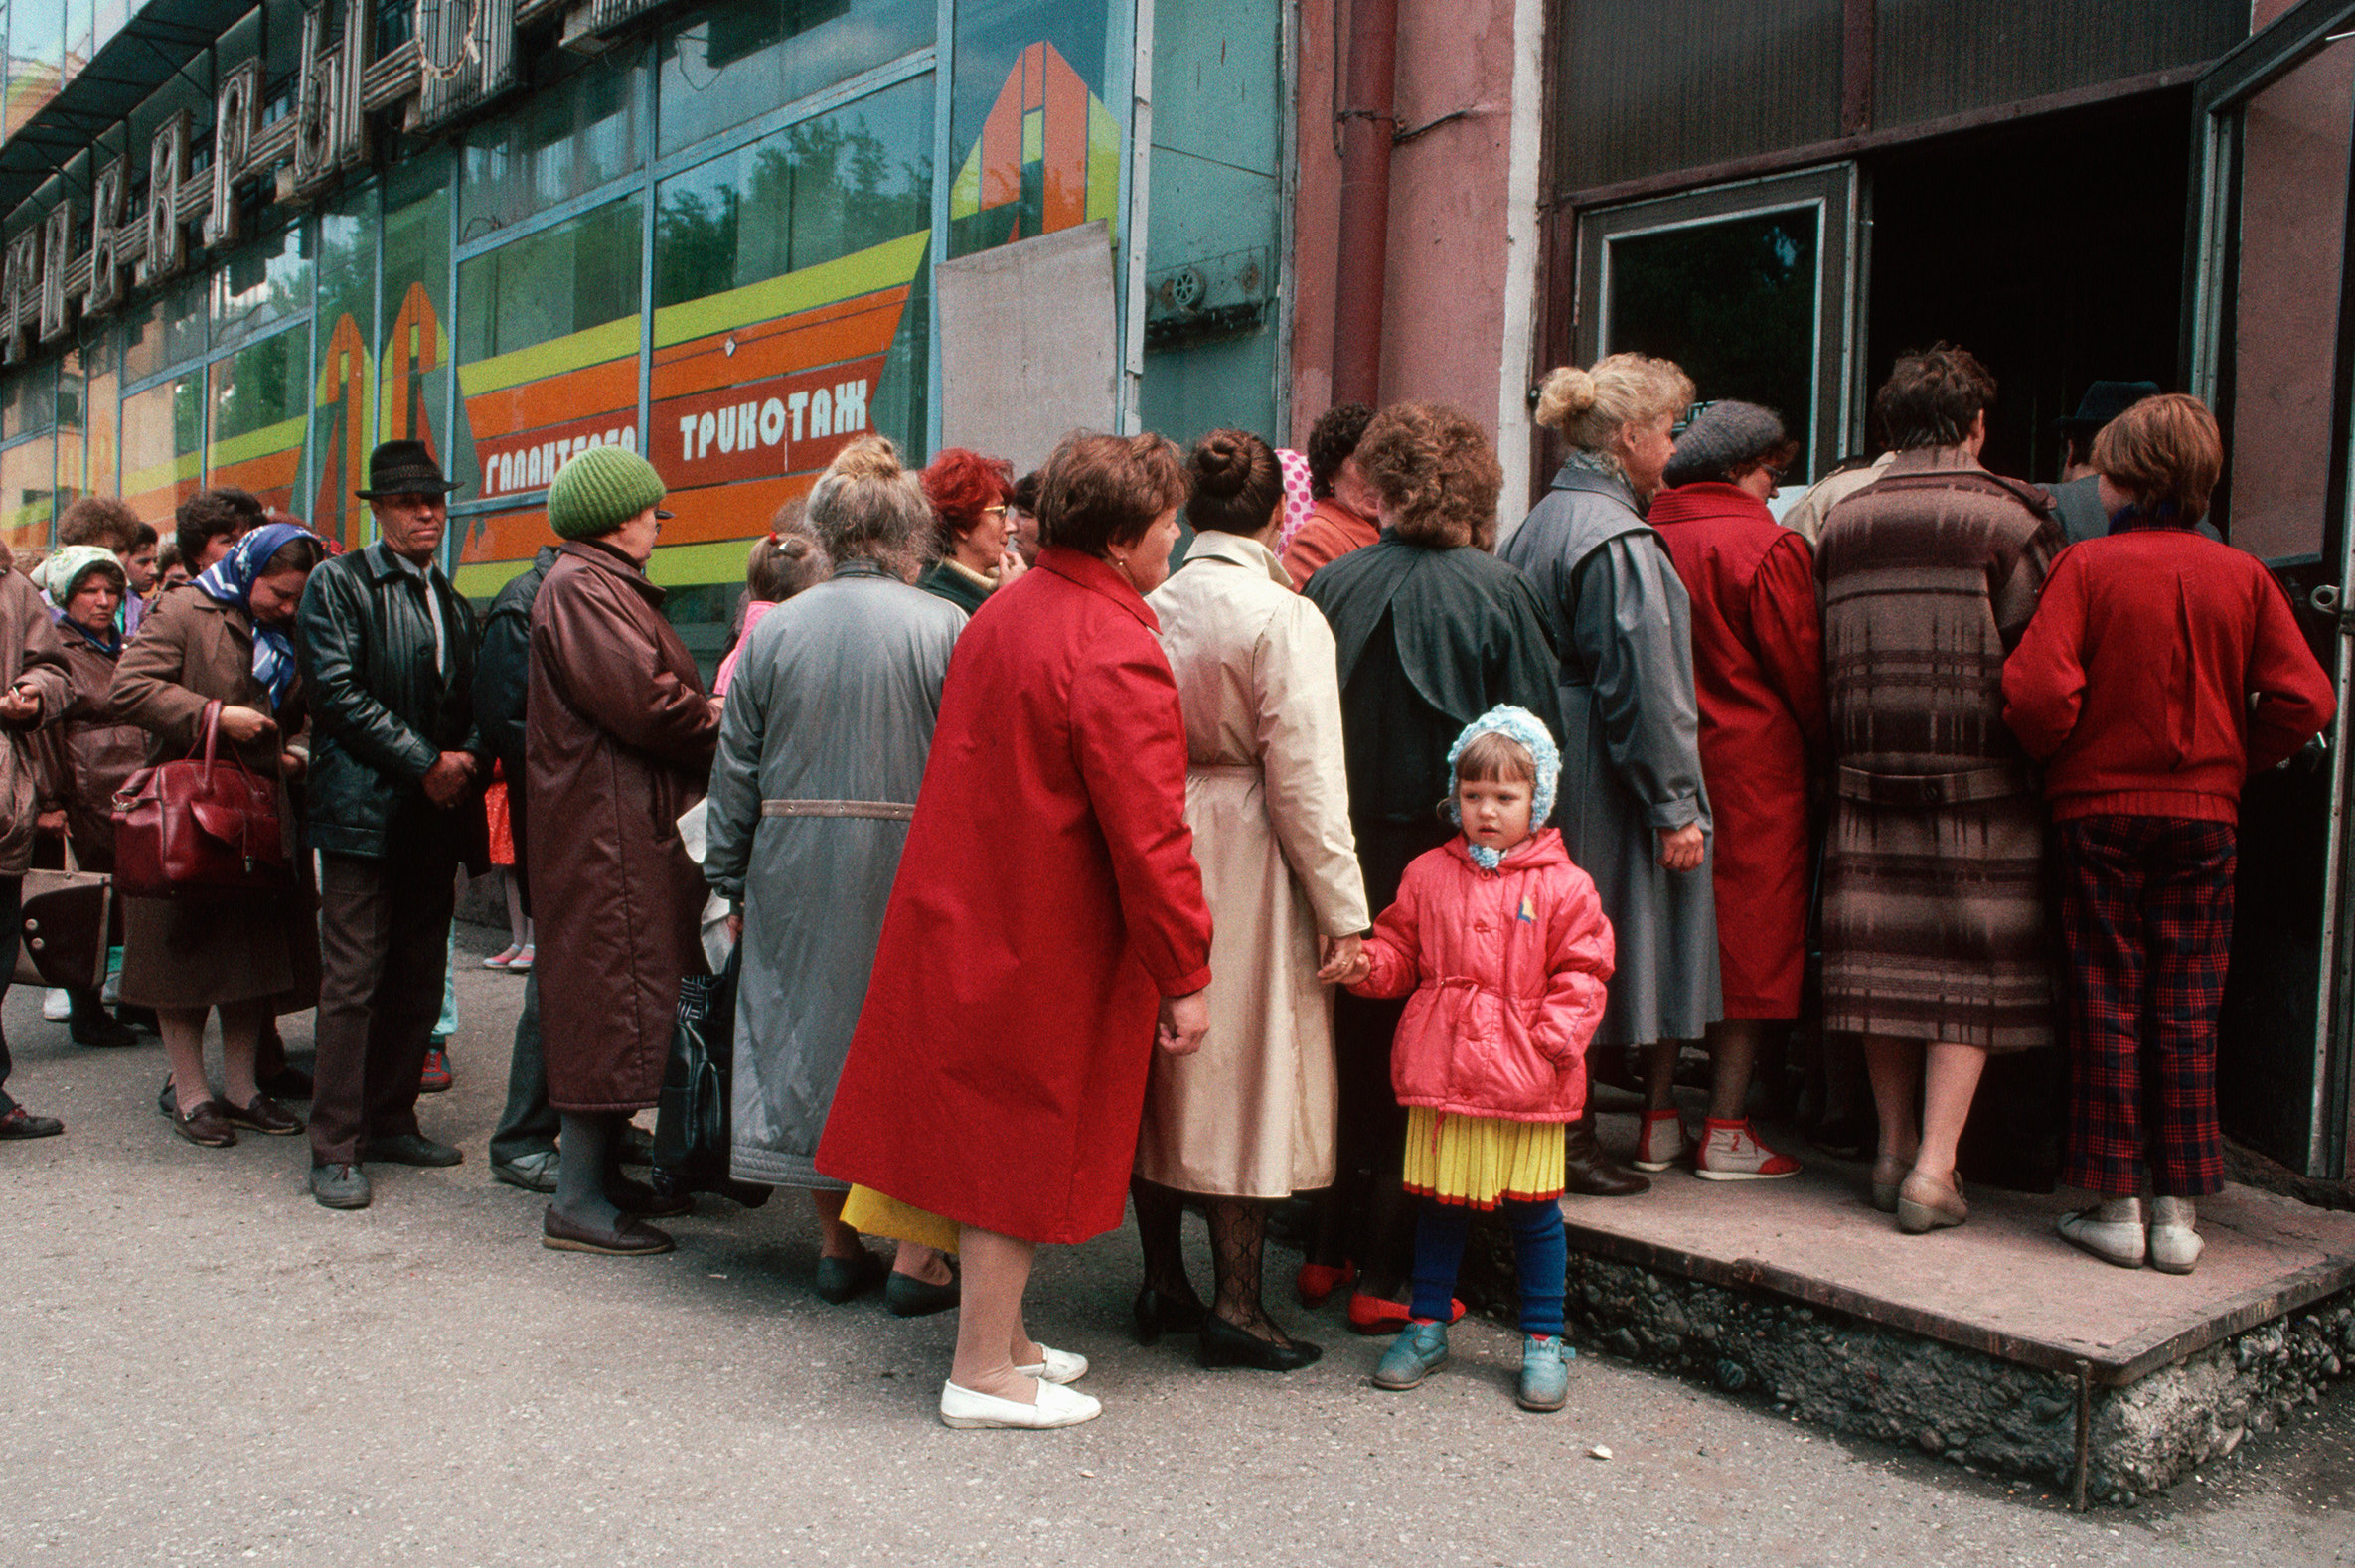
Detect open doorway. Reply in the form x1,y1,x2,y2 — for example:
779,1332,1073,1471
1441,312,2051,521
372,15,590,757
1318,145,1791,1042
1863,92,2193,484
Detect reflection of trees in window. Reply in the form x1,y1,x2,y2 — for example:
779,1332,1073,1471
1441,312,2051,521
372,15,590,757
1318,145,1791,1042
212,330,308,443
656,108,930,306
1609,211,1818,463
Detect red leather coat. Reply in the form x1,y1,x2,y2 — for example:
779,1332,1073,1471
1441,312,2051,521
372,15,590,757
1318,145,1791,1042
1351,829,1614,1123
817,548,1213,1245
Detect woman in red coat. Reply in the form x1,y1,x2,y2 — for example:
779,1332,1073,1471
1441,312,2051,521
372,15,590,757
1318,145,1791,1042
817,432,1212,1431
1646,402,1825,1178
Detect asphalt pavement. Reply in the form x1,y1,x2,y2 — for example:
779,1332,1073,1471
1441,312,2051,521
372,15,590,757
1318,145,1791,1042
1,923,2348,1568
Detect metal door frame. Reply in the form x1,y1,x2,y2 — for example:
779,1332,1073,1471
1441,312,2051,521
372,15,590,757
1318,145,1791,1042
1573,164,1861,485
2183,0,2355,1176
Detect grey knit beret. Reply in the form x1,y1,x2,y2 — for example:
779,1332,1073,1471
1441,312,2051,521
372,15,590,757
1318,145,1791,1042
1663,400,1788,488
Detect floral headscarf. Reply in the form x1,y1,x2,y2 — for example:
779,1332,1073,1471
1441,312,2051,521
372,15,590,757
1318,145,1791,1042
1444,705,1563,869
195,521,320,707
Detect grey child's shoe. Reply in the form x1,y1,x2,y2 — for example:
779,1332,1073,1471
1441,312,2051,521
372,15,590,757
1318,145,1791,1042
1371,1320,1450,1390
1516,1333,1573,1412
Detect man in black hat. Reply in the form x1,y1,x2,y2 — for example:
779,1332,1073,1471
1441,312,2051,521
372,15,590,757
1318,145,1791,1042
2047,381,2216,545
294,440,487,1210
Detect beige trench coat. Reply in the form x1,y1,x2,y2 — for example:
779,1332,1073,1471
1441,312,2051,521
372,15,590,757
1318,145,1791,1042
1137,530,1369,1198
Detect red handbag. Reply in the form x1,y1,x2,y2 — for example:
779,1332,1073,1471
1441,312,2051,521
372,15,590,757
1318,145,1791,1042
111,700,292,898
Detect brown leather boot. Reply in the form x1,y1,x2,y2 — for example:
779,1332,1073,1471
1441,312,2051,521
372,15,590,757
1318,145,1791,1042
1563,1113,1650,1197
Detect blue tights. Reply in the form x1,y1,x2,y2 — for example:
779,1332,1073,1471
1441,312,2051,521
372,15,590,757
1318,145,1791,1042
1408,1196,1567,1336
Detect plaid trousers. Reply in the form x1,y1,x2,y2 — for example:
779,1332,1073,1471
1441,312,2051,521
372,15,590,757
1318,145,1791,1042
2056,815,2236,1198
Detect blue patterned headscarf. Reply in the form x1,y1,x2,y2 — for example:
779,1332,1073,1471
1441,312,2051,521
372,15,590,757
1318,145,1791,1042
195,521,319,707
1445,705,1563,869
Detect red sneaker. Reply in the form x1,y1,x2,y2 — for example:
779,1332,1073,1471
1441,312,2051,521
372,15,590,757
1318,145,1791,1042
418,1046,453,1095
1296,1259,1356,1308
1694,1118,1801,1180
1346,1291,1466,1334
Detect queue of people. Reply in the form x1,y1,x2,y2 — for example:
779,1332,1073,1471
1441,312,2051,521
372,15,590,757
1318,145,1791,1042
0,344,2331,1434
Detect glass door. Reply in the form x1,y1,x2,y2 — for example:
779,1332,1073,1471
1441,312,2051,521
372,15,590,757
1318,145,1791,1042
1573,164,1860,487
2184,0,2355,1177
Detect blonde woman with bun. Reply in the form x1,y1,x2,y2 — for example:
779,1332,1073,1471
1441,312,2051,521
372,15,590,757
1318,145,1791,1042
1502,354,1721,1192
1298,402,1560,1333
704,435,964,1310
1128,428,1370,1371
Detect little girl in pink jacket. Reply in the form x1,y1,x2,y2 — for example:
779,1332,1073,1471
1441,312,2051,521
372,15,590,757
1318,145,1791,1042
1340,705,1615,1412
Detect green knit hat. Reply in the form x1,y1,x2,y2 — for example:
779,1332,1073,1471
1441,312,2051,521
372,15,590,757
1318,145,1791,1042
548,445,669,540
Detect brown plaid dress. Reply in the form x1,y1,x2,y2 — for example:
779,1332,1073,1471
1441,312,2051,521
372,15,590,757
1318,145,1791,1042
1814,451,2066,1050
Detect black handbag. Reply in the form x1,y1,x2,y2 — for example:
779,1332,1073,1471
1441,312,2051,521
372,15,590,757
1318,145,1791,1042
651,945,770,1205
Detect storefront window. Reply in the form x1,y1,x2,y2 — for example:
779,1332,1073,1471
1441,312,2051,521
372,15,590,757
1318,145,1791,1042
211,220,312,350
458,198,642,365
56,344,89,500
656,0,933,158
460,50,646,239
452,196,643,505
77,333,118,500
0,358,55,440
381,152,454,472
655,74,932,302
208,325,312,514
644,76,931,584
120,374,202,521
312,183,378,548
0,436,56,557
123,279,208,383
948,0,1115,258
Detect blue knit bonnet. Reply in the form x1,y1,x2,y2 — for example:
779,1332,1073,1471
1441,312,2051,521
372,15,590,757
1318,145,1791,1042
1444,705,1561,869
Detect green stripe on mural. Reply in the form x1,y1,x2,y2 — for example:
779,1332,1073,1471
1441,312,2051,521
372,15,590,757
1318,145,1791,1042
207,412,310,470
651,230,930,350
454,557,536,599
457,314,645,398
124,449,206,495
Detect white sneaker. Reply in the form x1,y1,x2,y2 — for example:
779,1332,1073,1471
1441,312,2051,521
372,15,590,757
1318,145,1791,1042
1015,1345,1089,1385
2148,1196,2204,1275
940,1378,1102,1429
1693,1119,1803,1180
41,988,69,1021
2057,1201,2145,1269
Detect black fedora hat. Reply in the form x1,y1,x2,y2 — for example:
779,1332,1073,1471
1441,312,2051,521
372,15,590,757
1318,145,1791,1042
356,439,464,500
2056,381,2162,438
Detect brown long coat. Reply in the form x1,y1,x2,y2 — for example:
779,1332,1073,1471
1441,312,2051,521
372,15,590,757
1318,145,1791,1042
0,571,73,876
36,636,148,864
527,542,718,1114
105,587,321,1012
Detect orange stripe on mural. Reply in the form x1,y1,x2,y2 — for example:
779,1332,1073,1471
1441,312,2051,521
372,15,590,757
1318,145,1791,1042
983,65,1024,209
1044,48,1089,234
457,508,554,565
465,356,639,444
659,473,814,549
210,447,303,511
650,291,907,398
1023,40,1045,112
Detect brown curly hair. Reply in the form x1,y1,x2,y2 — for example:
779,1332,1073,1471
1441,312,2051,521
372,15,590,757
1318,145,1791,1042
1352,403,1503,549
1037,431,1190,555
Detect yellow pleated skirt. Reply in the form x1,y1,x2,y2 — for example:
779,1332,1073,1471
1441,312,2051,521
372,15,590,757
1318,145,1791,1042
1401,1108,1568,1208
840,1184,963,1255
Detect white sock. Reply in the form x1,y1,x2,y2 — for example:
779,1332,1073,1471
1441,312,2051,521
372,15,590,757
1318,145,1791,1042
2095,1196,2142,1226
2151,1195,2196,1230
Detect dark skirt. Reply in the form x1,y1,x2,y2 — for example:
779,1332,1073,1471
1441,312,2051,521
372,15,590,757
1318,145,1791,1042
119,871,321,1015
1820,794,2056,1051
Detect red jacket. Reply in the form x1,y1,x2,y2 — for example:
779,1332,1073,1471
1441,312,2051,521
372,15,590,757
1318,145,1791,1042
1349,829,1615,1123
816,548,1213,1245
2002,527,2334,822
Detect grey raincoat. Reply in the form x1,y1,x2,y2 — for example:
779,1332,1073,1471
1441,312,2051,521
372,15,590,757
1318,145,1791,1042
1502,463,1723,1048
703,561,966,1187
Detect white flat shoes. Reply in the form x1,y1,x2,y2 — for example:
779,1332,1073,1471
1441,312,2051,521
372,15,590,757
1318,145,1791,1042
2057,1207,2146,1268
1015,1345,1088,1385
939,1378,1102,1429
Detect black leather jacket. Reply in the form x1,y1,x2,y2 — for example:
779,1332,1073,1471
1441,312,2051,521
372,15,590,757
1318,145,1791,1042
295,541,483,859
475,544,557,782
